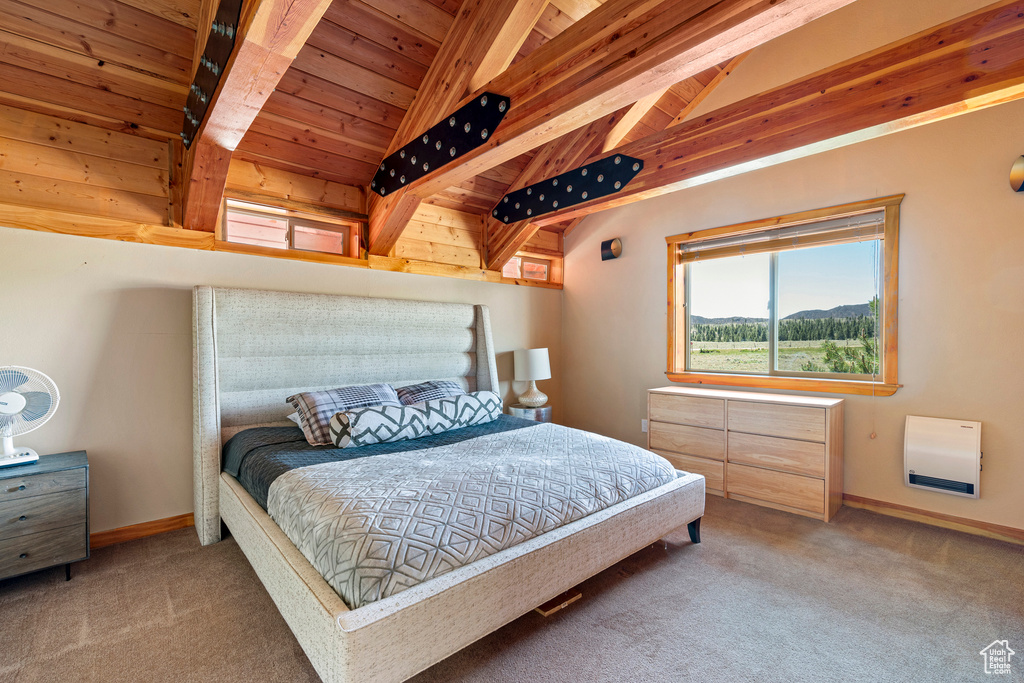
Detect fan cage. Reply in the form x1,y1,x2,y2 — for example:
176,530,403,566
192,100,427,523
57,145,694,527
0,366,60,437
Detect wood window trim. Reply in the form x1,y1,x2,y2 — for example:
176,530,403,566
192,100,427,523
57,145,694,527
224,199,360,258
665,195,902,396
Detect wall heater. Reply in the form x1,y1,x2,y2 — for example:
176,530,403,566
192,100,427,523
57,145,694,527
904,416,981,498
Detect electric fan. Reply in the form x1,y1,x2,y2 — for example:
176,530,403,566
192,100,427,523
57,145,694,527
0,366,60,467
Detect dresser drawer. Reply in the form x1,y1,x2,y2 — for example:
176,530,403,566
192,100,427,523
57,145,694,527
649,394,725,429
728,401,825,442
0,489,87,541
726,463,825,514
654,450,724,492
0,468,85,503
0,525,87,579
728,432,825,478
649,422,725,461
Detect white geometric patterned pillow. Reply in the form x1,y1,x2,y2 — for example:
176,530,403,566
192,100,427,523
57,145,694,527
329,391,503,448
287,383,401,446
396,379,466,405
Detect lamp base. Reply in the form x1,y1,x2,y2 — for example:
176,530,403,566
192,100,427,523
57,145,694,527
517,380,547,408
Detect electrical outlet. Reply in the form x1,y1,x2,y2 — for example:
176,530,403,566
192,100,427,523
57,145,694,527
641,419,648,433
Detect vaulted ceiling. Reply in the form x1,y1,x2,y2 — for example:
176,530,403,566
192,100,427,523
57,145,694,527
3,0,1024,277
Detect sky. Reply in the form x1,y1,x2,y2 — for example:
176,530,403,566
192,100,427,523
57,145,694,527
689,240,880,319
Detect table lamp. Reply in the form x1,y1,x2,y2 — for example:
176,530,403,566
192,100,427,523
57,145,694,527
513,348,550,408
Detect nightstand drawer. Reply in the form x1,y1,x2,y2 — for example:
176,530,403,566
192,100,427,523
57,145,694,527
728,432,825,478
726,463,825,514
653,450,724,492
649,421,725,460
0,489,88,541
649,394,725,429
0,525,87,578
0,469,85,503
728,401,825,442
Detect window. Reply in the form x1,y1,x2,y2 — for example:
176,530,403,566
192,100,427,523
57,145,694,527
223,200,356,257
666,196,901,395
502,255,551,282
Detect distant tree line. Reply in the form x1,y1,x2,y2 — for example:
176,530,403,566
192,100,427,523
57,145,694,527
690,315,877,343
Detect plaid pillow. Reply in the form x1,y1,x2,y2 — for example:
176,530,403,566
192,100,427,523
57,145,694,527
396,380,466,405
287,383,401,445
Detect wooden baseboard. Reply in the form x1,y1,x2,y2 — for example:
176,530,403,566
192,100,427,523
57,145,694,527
90,513,195,549
842,494,1024,545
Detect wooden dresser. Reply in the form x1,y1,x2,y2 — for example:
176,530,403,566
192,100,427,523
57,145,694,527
0,451,89,581
648,387,843,521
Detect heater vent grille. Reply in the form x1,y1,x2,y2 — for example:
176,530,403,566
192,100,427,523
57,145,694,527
908,473,974,495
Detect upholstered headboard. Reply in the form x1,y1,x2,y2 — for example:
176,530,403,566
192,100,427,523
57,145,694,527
192,286,500,545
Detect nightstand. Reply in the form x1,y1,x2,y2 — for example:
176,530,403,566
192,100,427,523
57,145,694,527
0,451,89,581
508,404,552,423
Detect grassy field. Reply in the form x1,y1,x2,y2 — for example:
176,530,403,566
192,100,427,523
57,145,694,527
689,340,867,373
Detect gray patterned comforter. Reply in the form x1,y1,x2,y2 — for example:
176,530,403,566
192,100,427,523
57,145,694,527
267,422,678,609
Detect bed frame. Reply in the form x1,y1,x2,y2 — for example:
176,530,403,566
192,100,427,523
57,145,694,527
193,286,705,682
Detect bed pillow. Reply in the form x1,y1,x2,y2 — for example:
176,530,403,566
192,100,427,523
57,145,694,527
287,383,401,446
395,379,466,405
329,391,502,448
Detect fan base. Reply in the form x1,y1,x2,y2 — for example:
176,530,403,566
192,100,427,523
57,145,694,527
0,450,39,468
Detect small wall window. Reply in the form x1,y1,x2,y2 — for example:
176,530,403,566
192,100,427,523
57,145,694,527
666,196,901,395
224,200,355,257
502,255,551,282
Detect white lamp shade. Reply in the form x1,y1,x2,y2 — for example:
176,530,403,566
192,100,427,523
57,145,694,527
514,348,551,381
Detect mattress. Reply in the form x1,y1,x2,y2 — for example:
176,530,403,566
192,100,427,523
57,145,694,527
222,415,538,510
266,422,680,609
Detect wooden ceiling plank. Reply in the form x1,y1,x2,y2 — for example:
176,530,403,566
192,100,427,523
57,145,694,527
364,0,456,43
0,29,188,111
291,45,418,109
232,149,370,187
369,0,856,256
0,2,192,83
236,130,378,186
13,0,196,60
117,0,201,30
247,113,387,163
0,136,168,197
548,0,602,22
306,15,429,90
226,158,365,214
0,62,182,135
368,0,559,255
534,1,1024,226
0,103,169,167
275,70,406,129
323,0,440,67
0,91,174,141
260,93,395,147
181,0,334,231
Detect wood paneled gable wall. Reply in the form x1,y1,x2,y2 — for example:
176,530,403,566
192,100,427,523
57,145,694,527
1,0,1024,288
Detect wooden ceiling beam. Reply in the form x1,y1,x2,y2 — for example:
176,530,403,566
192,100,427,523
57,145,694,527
181,0,333,232
368,0,549,256
367,0,855,256
493,53,745,255
531,0,1024,227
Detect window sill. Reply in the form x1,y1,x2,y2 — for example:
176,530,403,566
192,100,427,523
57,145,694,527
665,372,900,396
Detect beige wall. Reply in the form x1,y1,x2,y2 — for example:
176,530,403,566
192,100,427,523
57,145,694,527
563,89,1024,529
0,229,562,533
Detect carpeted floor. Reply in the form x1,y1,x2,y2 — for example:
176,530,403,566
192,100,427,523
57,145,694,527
2,496,1021,682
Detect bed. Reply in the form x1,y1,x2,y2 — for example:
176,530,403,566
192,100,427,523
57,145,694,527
193,286,705,682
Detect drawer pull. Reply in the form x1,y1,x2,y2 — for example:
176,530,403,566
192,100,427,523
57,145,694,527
7,484,27,492
19,553,28,559
19,515,27,521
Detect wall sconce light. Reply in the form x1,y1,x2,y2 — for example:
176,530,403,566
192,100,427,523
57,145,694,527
1012,156,1024,192
601,237,622,261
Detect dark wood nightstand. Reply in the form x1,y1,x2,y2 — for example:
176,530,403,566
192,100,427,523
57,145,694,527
0,451,89,581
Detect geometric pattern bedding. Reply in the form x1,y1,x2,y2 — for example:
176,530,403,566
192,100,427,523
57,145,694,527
267,422,678,609
328,391,502,448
